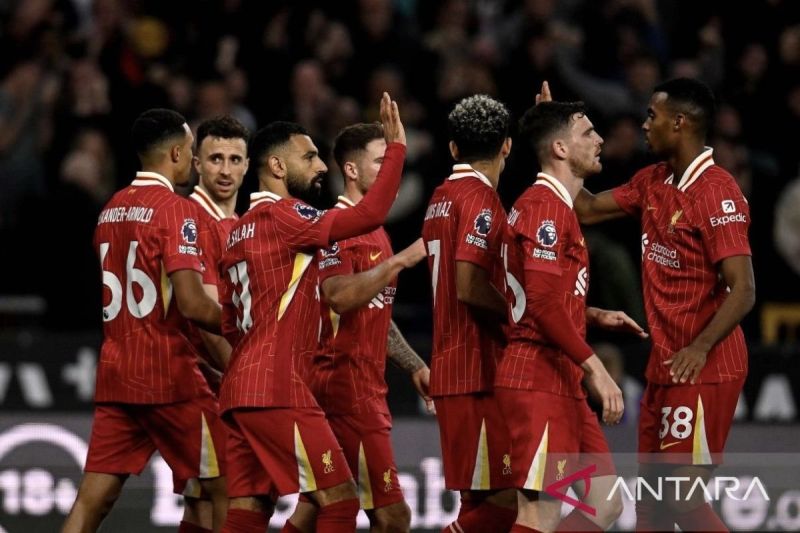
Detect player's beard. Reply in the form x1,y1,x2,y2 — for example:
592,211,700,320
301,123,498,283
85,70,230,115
286,172,323,205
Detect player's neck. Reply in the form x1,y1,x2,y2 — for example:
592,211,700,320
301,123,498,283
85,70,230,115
668,140,707,183
468,160,500,189
259,175,290,199
197,184,236,217
540,164,584,202
140,164,177,187
343,185,363,204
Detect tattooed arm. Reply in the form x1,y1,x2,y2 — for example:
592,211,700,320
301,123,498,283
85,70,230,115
387,320,434,413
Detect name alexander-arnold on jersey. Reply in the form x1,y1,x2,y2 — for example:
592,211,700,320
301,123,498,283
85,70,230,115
97,206,154,225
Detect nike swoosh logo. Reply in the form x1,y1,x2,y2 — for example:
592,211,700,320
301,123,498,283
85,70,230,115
370,251,382,261
660,441,681,450
647,206,656,211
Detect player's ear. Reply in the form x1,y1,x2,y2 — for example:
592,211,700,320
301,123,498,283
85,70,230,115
448,141,459,161
170,143,182,164
267,154,285,178
674,113,685,131
501,137,512,158
242,157,250,176
553,139,568,160
192,155,201,173
343,161,358,181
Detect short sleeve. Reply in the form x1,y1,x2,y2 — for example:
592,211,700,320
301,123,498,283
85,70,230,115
611,165,653,218
317,240,355,282
454,188,505,271
696,178,752,264
274,200,337,250
517,201,569,276
160,198,203,274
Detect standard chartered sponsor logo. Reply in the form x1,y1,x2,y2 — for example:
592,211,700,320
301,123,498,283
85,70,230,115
646,240,680,269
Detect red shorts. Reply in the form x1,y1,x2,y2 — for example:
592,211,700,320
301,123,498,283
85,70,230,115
224,407,352,499
326,412,404,510
85,394,226,495
434,392,513,491
495,388,614,491
638,379,744,465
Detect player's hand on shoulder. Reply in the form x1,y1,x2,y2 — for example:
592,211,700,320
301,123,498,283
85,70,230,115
582,355,624,425
663,344,708,385
380,91,406,146
394,238,426,268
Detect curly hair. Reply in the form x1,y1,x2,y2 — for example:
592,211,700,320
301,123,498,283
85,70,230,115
448,94,510,162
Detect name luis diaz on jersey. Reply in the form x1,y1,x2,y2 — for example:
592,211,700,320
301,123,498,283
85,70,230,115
424,200,452,220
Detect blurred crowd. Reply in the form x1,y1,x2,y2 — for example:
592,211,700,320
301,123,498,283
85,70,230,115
0,0,798,336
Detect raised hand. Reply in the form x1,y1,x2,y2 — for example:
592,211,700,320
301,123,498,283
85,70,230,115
535,80,552,104
379,91,406,146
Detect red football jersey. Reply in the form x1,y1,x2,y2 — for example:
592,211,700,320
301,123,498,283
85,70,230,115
612,149,751,384
218,142,406,411
185,186,239,369
190,185,239,286
218,191,337,410
495,174,588,398
308,196,396,415
421,164,507,396
93,171,210,404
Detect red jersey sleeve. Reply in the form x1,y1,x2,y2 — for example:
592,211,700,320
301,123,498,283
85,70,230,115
454,189,503,270
317,240,355,283
160,198,203,274
611,165,653,217
273,201,338,250
518,201,568,276
696,176,752,263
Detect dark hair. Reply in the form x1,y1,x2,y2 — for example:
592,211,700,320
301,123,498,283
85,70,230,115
131,108,188,157
448,94,510,162
196,115,250,149
249,121,309,166
519,101,587,161
332,123,384,171
653,78,716,136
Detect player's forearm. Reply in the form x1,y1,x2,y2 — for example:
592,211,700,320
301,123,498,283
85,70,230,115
574,188,626,225
689,282,755,354
198,329,232,370
387,320,426,374
455,261,507,318
526,271,594,364
329,143,406,242
322,257,405,314
183,300,222,335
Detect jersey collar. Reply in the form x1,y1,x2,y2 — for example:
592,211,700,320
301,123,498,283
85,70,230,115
249,191,282,210
132,171,174,192
447,164,493,188
189,186,227,221
665,147,715,192
335,195,356,209
534,172,574,209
